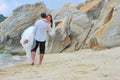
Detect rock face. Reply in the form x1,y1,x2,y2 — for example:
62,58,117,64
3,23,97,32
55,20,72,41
87,0,120,49
1,0,120,54
0,2,47,54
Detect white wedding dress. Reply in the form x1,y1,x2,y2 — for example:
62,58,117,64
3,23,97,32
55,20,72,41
20,25,55,63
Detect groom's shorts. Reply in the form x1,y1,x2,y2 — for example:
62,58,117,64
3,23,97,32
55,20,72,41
31,40,46,54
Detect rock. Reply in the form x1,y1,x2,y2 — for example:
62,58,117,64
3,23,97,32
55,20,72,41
0,2,47,53
46,15,72,53
1,0,120,54
88,0,120,48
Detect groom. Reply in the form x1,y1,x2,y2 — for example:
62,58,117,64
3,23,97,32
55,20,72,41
31,13,52,65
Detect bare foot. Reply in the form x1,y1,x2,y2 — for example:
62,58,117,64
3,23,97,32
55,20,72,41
39,63,42,65
31,62,34,65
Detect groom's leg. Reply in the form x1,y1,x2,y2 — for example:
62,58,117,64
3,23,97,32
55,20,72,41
39,41,45,64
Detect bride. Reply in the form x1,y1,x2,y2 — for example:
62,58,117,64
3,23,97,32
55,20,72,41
20,15,55,64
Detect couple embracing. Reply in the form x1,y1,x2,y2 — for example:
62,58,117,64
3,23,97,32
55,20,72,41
20,13,54,65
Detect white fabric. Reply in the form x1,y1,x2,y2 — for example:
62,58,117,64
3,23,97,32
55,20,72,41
34,20,52,42
20,21,55,63
20,26,39,63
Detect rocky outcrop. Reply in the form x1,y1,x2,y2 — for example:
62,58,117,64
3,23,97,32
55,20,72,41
87,0,120,49
0,2,47,54
1,0,120,54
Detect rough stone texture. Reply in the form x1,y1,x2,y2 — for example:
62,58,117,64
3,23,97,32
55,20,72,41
0,2,47,54
1,0,120,54
87,0,120,49
51,2,77,21
46,15,72,53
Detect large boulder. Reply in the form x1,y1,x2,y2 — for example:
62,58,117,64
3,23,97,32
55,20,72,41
1,0,120,54
46,15,71,53
0,2,47,54
87,0,120,49
51,2,77,20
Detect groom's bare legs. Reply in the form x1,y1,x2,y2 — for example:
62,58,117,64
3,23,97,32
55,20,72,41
39,53,44,64
31,51,36,65
31,40,39,65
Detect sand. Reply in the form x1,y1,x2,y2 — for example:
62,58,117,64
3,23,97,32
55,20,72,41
0,47,120,80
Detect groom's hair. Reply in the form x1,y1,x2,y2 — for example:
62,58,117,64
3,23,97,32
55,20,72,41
41,13,46,18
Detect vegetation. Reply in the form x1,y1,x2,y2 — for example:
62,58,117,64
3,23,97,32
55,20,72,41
0,14,7,23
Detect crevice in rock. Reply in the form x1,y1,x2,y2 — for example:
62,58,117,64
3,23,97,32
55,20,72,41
104,7,114,24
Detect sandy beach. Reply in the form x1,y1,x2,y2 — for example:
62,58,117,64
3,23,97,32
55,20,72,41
0,47,120,80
